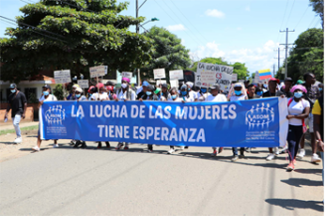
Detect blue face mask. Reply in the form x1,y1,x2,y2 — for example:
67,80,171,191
171,95,177,100
319,88,323,92
76,94,81,98
235,90,242,96
181,91,187,96
89,94,92,98
188,88,191,91
43,91,49,96
294,92,303,99
146,91,152,96
256,91,263,96
11,89,16,93
201,88,207,93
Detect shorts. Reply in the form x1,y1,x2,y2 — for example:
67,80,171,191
304,113,314,133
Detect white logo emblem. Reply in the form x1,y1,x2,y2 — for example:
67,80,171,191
45,106,66,125
245,103,274,129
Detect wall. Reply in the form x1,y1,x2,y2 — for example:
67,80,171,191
0,107,34,122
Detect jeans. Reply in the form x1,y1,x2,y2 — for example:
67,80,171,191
232,147,245,156
287,125,303,162
13,114,21,138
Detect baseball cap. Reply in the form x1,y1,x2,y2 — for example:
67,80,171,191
180,84,187,90
162,83,168,88
72,84,80,88
269,78,280,84
234,83,242,88
284,77,293,82
88,86,96,93
147,85,154,91
10,83,16,89
75,87,82,93
210,84,220,90
142,81,149,87
296,80,304,84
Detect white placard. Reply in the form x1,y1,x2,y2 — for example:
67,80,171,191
156,80,167,86
153,68,166,79
121,72,133,79
238,80,245,83
196,62,233,92
89,66,106,78
232,73,238,81
77,80,89,89
195,72,201,87
54,69,71,84
169,70,183,80
170,79,179,89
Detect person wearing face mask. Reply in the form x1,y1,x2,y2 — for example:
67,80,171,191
137,80,149,99
228,83,247,161
186,81,198,101
32,85,58,151
286,85,310,171
197,87,209,101
115,77,136,150
87,86,96,100
160,83,171,101
74,87,87,101
4,83,27,144
179,84,195,102
66,84,79,100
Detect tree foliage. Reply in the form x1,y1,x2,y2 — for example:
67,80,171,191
310,0,324,29
0,0,153,83
189,57,249,80
140,26,191,80
284,28,324,82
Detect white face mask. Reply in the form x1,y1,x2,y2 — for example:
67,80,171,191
121,83,128,89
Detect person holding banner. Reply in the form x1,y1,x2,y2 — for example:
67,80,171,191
115,77,136,150
137,80,149,99
186,82,198,101
286,85,310,171
160,83,171,101
87,86,96,100
204,84,228,156
228,83,247,161
179,84,195,102
32,85,58,151
66,84,79,100
91,83,109,101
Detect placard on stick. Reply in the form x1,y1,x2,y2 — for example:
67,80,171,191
170,79,179,89
89,66,106,78
54,69,71,84
77,80,89,89
156,80,167,86
153,68,166,79
169,70,183,80
121,72,133,79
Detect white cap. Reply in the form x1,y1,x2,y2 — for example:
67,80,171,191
186,81,194,88
72,84,80,89
75,87,82,93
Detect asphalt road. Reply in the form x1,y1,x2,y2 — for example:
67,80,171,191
0,142,323,216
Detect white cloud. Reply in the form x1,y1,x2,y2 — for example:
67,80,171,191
190,40,280,73
205,9,225,18
166,24,186,31
245,6,250,11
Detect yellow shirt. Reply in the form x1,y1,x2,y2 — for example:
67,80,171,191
312,99,322,115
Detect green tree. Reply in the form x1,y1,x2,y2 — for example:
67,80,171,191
141,26,191,80
189,57,249,80
287,28,324,82
310,0,324,29
0,0,153,83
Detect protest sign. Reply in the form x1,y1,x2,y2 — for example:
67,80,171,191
77,80,89,89
54,70,71,84
121,72,133,79
153,68,166,79
169,70,184,80
232,74,238,81
117,72,137,84
156,80,167,86
170,80,179,89
40,98,288,147
89,66,106,78
195,72,201,87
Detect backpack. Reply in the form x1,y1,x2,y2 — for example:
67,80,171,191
288,98,307,133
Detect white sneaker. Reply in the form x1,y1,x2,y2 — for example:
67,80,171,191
274,147,279,155
53,144,59,148
266,153,275,161
296,149,305,159
311,153,321,163
14,137,22,144
167,148,174,154
180,146,185,150
32,146,40,151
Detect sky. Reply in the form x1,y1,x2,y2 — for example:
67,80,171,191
0,0,322,75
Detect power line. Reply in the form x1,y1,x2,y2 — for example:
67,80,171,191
274,0,290,50
308,16,318,29
284,0,296,28
294,5,309,29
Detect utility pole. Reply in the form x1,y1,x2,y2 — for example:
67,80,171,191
136,0,139,34
277,47,280,72
280,28,294,78
273,64,275,77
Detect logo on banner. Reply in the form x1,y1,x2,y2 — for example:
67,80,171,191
245,103,274,129
45,106,66,125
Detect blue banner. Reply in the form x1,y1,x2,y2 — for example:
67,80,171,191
40,98,288,147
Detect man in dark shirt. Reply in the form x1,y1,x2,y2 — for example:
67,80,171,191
247,84,261,99
4,83,27,144
262,78,280,161
276,77,293,98
298,72,321,163
136,80,149,100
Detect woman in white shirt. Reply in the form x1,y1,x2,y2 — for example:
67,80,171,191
228,83,247,161
32,85,58,152
115,77,136,150
286,85,310,171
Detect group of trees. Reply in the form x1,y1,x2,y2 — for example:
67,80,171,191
0,0,250,83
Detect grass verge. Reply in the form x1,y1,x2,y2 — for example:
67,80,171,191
0,125,39,136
